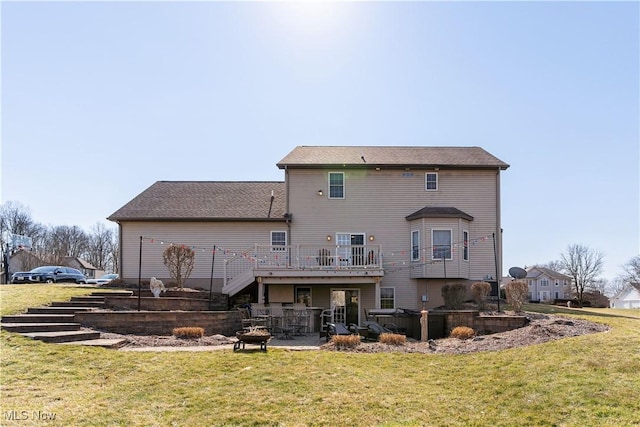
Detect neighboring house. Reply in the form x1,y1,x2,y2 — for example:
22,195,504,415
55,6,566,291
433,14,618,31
525,266,573,302
8,250,45,275
609,284,640,309
62,257,101,280
108,146,509,320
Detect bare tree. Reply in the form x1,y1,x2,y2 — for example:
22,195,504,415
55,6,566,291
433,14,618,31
162,245,195,288
86,222,116,270
539,260,565,272
606,277,628,298
44,225,89,265
620,255,640,284
560,244,604,306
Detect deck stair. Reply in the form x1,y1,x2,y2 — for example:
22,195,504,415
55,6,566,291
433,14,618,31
1,291,128,348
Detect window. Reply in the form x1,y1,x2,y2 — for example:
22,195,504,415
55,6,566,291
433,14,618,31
432,229,452,260
411,230,420,261
380,287,395,309
271,231,286,251
463,230,469,261
296,287,312,306
541,279,549,287
329,172,344,199
425,172,438,191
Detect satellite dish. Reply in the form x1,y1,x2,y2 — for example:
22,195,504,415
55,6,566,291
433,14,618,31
508,266,527,279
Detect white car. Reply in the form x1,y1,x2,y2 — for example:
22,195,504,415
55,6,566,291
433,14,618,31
87,273,119,285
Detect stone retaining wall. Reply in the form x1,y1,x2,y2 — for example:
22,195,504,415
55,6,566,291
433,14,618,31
104,288,229,310
474,314,528,334
427,310,529,337
105,297,211,311
74,311,242,336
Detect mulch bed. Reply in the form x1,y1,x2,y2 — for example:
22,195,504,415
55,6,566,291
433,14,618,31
100,312,609,354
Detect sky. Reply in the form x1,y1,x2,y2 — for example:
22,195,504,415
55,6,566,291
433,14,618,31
1,1,638,281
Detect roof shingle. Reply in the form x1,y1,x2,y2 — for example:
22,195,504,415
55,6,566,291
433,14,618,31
277,146,509,170
108,181,287,221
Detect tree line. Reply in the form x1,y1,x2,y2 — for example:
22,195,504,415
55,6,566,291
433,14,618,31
0,201,118,273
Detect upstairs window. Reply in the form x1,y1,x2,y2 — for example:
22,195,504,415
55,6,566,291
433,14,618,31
425,172,438,191
411,230,420,261
432,229,452,260
329,172,344,198
271,231,287,251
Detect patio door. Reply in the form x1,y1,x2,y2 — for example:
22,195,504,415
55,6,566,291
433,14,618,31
336,233,365,266
331,289,360,325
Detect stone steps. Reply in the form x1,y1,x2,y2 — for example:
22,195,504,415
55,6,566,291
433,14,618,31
1,314,76,323
60,338,127,348
27,306,96,315
1,291,128,348
22,330,102,343
51,301,105,308
1,322,81,333
91,290,133,297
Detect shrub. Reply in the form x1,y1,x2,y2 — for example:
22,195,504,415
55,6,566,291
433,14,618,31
471,281,492,310
172,327,205,339
450,326,475,340
379,333,406,346
330,334,361,349
163,245,195,289
505,280,529,313
442,283,467,309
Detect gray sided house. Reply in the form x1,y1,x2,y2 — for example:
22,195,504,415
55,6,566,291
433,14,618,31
524,266,573,302
108,146,509,322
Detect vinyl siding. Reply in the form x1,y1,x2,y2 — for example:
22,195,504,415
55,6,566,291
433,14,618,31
118,221,284,290
285,167,502,309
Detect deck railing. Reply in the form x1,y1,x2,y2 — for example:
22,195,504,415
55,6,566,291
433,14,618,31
224,244,382,282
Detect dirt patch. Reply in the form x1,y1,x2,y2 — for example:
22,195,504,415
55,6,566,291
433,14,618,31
99,312,609,354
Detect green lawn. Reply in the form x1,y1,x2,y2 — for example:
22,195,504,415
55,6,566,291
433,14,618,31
1,285,639,426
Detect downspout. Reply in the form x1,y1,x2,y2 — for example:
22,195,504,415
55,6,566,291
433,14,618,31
285,166,291,244
495,169,502,295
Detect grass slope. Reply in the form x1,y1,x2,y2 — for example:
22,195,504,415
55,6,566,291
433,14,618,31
1,286,639,426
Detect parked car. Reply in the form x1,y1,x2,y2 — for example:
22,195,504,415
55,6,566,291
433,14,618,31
11,271,32,284
87,273,119,286
13,266,87,284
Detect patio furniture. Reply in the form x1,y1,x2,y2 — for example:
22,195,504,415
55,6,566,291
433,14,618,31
362,320,400,341
319,309,334,338
325,322,359,342
292,303,310,335
237,307,268,330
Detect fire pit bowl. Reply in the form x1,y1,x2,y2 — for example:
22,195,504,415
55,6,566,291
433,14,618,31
234,330,271,351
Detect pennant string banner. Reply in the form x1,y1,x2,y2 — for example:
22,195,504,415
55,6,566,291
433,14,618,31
139,233,493,273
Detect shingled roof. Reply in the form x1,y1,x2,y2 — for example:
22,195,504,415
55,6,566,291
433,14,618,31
108,181,287,222
277,146,509,170
406,206,474,221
